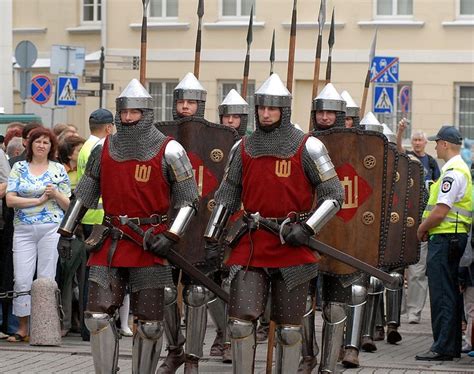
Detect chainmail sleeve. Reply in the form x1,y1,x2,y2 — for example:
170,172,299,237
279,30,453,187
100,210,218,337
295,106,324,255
214,141,243,214
302,147,344,207
162,158,199,209
74,144,102,209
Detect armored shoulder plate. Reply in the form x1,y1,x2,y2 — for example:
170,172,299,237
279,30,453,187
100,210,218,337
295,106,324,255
164,140,194,182
305,136,337,182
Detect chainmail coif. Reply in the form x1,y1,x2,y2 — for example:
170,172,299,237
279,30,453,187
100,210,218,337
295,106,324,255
109,109,168,161
172,100,206,120
246,107,304,158
311,110,346,131
220,114,248,137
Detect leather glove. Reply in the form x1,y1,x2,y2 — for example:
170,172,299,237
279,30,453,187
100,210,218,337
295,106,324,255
143,229,177,258
283,223,314,247
58,237,73,260
204,241,224,271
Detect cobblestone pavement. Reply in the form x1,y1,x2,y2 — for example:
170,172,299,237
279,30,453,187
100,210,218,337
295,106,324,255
1,305,474,373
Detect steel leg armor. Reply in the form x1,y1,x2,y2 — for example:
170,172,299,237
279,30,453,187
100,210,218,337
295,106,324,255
275,325,303,374
229,318,256,374
319,302,347,373
344,284,368,350
132,320,164,374
298,294,319,373
183,284,212,359
385,272,404,344
208,278,230,345
85,312,120,374
361,277,384,352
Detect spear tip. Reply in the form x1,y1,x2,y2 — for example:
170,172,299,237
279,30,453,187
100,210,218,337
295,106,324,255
246,5,253,45
197,0,204,17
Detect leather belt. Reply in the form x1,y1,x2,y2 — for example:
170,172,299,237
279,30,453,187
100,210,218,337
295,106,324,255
245,211,311,224
104,214,168,227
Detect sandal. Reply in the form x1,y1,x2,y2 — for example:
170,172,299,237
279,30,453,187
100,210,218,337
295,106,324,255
6,333,29,343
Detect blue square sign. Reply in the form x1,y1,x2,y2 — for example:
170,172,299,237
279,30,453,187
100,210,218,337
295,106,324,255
56,76,78,106
373,85,395,114
370,56,399,84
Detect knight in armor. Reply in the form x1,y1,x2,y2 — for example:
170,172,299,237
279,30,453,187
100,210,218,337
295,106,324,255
56,79,199,374
311,83,346,131
359,113,405,354
205,88,250,364
340,90,360,129
204,73,344,374
172,72,207,120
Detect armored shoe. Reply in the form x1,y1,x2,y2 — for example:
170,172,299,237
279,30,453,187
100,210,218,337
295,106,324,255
373,326,385,341
361,336,377,352
256,323,269,342
157,346,185,374
387,324,402,344
342,347,360,368
184,355,199,374
210,330,224,356
222,343,232,363
297,356,318,373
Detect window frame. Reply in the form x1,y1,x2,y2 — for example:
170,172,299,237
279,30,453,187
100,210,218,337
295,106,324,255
218,80,255,129
148,80,179,122
81,0,101,24
148,0,179,20
373,0,414,20
455,83,474,139
219,0,256,20
457,0,474,19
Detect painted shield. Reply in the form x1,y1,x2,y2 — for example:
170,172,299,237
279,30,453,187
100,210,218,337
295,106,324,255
402,157,425,266
156,117,240,264
379,150,411,268
315,127,391,276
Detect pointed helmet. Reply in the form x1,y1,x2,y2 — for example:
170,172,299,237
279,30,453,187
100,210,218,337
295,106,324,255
116,79,153,111
254,73,292,108
312,83,346,113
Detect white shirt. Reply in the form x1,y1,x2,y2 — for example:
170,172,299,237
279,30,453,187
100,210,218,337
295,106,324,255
436,154,469,208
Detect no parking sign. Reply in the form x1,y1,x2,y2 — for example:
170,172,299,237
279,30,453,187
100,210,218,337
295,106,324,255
31,75,53,105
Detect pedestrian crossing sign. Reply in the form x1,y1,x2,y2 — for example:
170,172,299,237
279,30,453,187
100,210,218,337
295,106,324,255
56,76,78,106
373,84,395,113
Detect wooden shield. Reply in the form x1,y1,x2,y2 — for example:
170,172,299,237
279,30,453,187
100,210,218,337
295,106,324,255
156,117,239,264
379,150,411,267
401,158,424,266
316,127,390,276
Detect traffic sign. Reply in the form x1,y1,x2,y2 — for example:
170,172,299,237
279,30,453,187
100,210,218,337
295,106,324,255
370,56,399,83
83,75,101,83
15,41,37,68
76,89,100,97
373,85,395,113
50,45,85,76
399,85,411,114
56,76,78,106
19,70,32,100
102,83,114,90
31,75,53,105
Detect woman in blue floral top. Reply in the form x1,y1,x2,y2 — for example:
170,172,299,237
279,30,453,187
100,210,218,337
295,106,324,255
6,127,71,342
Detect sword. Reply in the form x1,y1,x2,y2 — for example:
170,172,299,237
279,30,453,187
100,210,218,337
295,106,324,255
118,215,229,304
249,212,396,286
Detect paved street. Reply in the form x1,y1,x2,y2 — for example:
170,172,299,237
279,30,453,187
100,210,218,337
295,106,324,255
1,302,474,374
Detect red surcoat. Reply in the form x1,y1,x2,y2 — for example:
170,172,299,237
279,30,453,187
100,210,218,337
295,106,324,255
88,136,171,267
226,135,319,268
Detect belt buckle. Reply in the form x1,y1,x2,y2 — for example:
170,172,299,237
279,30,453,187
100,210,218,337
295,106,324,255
150,214,161,227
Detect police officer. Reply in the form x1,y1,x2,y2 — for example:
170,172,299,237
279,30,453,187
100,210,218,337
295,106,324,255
415,125,472,361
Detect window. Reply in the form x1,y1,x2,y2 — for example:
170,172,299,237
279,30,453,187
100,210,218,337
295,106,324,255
376,0,412,17
457,85,474,139
219,81,255,129
459,0,474,17
82,0,101,23
221,0,255,17
375,82,412,140
149,81,178,122
149,0,178,18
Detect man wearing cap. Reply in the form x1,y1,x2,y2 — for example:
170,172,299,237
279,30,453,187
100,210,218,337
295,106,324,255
75,108,115,341
57,79,199,373
204,73,344,373
416,125,472,361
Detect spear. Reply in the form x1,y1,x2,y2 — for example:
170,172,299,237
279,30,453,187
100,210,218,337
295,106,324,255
269,29,275,76
360,29,377,116
194,0,204,79
325,7,335,83
139,0,150,85
242,5,253,100
286,0,297,93
311,0,326,99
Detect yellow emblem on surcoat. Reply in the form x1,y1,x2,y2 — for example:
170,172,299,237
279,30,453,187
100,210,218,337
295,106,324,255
135,164,151,182
275,160,291,178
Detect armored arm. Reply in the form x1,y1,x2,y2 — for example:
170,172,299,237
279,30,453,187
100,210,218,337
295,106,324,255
164,140,199,240
204,140,243,242
58,145,103,237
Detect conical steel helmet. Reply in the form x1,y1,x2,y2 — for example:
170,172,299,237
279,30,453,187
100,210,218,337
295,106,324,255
116,78,153,111
219,89,249,115
360,111,383,133
312,83,346,112
382,123,397,144
174,72,207,101
341,90,360,118
254,73,292,108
